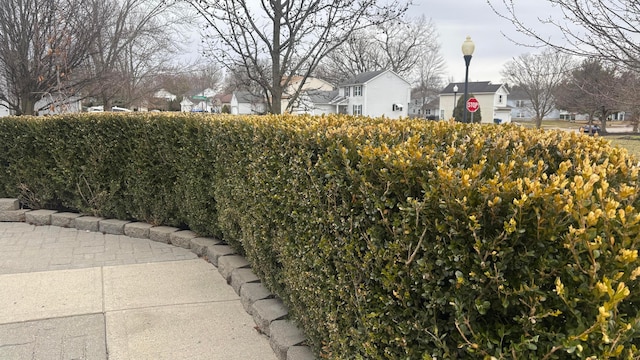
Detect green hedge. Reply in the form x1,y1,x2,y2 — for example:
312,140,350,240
1,113,640,358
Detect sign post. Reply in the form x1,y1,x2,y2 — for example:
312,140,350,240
466,98,479,112
466,98,479,123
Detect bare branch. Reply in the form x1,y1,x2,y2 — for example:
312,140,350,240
187,0,412,114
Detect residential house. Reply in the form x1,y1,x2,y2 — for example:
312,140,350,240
282,76,335,113
211,93,233,113
180,97,194,112
0,101,13,117
439,82,511,123
301,89,340,115
336,70,411,119
507,86,561,121
409,95,439,119
154,89,177,101
230,91,267,115
37,95,83,115
180,88,219,112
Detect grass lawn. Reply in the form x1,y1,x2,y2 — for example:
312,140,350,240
513,119,640,159
606,135,640,160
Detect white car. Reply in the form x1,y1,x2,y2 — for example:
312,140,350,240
87,106,132,112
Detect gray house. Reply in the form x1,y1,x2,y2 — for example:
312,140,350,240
507,86,561,121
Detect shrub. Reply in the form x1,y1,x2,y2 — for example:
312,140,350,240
1,113,639,358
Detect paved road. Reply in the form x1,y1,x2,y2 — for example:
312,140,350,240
0,222,278,360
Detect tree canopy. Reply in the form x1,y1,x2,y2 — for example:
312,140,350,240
488,0,640,72
501,49,574,128
186,0,411,114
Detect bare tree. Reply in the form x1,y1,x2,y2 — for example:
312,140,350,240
501,49,574,128
0,0,104,115
317,15,442,85
411,40,446,115
86,0,187,110
617,70,640,133
487,0,640,72
554,59,619,133
186,0,411,114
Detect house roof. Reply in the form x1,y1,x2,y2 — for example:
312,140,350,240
213,93,233,103
340,70,387,86
234,91,265,103
306,90,339,104
441,81,507,95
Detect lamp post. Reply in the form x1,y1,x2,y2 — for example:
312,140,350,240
461,36,475,123
452,84,458,119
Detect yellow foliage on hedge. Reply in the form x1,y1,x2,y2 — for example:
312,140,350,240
1,113,640,358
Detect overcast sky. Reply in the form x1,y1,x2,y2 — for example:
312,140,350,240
186,0,563,85
414,1,558,84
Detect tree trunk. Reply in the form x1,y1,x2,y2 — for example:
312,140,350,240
102,94,112,111
270,3,282,115
535,116,543,129
600,111,608,134
20,94,35,116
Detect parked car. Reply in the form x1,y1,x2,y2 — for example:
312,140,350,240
581,125,600,134
111,106,132,112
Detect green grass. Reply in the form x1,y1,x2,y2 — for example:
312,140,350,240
607,135,640,160
513,120,640,159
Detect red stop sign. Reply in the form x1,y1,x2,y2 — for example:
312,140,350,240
466,98,479,113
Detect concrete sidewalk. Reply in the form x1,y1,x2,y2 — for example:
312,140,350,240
0,207,312,359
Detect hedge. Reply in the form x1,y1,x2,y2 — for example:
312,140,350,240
1,113,640,359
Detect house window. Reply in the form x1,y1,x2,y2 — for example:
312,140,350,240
498,95,503,103
517,111,525,118
516,100,525,107
425,109,431,115
344,86,350,97
353,104,362,115
353,85,362,96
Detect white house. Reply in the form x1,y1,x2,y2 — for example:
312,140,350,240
36,95,83,115
299,90,340,115
230,91,267,115
154,89,177,102
180,97,194,112
179,88,222,113
439,82,512,124
336,70,411,119
282,76,335,113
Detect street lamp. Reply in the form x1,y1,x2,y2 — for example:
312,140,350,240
452,84,458,118
461,36,475,123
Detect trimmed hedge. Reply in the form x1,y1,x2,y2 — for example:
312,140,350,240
1,113,640,358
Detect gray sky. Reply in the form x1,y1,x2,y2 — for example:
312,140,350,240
414,1,558,84
186,0,562,85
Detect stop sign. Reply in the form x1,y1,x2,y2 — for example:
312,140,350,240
466,98,479,113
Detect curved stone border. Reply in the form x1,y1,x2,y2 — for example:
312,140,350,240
0,198,316,360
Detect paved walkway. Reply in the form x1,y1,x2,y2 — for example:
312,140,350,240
0,221,278,360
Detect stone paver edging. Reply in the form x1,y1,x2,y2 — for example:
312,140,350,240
0,198,315,360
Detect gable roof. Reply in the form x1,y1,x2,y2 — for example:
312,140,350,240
234,91,265,103
306,89,339,104
341,70,387,86
212,93,233,103
441,82,507,95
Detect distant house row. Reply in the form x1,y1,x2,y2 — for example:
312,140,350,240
175,69,412,119
173,77,557,124
0,70,601,123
